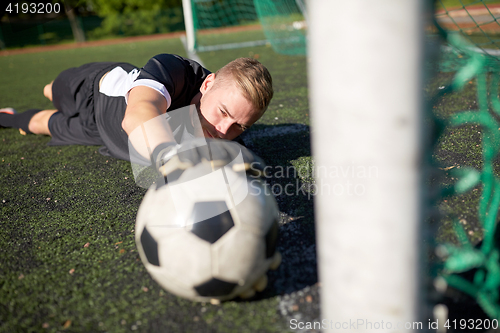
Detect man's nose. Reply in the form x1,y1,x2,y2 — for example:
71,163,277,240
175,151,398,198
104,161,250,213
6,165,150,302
216,119,234,138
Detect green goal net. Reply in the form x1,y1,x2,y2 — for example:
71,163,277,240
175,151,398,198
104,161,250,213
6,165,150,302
183,0,307,55
184,0,268,52
435,0,500,55
434,0,500,320
253,0,307,56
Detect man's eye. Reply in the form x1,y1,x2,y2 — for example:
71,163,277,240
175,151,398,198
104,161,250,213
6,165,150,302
220,109,227,116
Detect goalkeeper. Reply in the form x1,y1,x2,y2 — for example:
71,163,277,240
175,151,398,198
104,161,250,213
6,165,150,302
0,54,273,163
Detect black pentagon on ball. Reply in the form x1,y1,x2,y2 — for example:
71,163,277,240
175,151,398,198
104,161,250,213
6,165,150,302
265,218,279,258
140,226,160,266
189,201,234,244
194,277,238,297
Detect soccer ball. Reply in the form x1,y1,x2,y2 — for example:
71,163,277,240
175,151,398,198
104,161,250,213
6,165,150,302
135,159,281,302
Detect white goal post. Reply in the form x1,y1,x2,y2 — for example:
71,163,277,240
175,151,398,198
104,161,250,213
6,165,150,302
182,0,197,53
308,1,427,331
181,0,269,54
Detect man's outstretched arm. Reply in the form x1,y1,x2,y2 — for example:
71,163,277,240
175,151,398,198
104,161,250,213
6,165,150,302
122,86,174,160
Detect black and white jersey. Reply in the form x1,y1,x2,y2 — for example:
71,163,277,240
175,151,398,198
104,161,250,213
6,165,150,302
99,54,210,111
94,54,211,161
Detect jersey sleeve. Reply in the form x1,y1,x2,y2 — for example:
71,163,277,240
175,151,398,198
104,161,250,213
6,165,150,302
127,79,172,108
130,54,210,111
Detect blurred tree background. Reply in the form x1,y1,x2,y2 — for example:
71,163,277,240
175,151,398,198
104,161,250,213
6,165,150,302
88,0,183,38
0,0,184,49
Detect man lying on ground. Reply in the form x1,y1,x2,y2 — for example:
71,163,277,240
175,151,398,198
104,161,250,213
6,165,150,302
0,54,273,163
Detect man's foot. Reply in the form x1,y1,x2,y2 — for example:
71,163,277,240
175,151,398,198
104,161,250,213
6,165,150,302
0,107,17,115
0,108,23,133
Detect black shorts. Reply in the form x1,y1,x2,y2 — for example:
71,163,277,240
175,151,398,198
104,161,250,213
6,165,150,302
48,62,120,146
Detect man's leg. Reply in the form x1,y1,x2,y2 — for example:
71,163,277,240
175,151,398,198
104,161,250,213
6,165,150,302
0,108,57,135
28,110,57,135
43,81,54,102
0,81,57,135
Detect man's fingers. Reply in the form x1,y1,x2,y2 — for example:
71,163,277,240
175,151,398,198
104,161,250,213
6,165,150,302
155,138,267,182
158,155,194,176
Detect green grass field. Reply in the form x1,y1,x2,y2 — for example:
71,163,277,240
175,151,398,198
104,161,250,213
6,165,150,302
0,34,316,333
0,22,495,332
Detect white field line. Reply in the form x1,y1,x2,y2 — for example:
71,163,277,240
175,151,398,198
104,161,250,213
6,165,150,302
442,44,500,56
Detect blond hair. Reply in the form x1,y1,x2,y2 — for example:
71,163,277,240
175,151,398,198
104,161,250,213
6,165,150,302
214,58,273,116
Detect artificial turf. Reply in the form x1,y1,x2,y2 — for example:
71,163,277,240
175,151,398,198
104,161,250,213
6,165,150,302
0,35,317,332
0,27,493,332
431,71,488,245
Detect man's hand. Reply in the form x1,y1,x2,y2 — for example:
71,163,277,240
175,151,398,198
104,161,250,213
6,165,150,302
153,138,267,183
123,86,173,159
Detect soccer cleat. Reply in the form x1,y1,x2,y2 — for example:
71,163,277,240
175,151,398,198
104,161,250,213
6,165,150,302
0,107,16,115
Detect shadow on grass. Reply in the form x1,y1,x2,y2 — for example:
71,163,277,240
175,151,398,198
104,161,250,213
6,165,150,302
237,123,317,301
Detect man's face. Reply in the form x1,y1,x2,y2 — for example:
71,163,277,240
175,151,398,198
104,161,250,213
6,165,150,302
197,74,260,141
